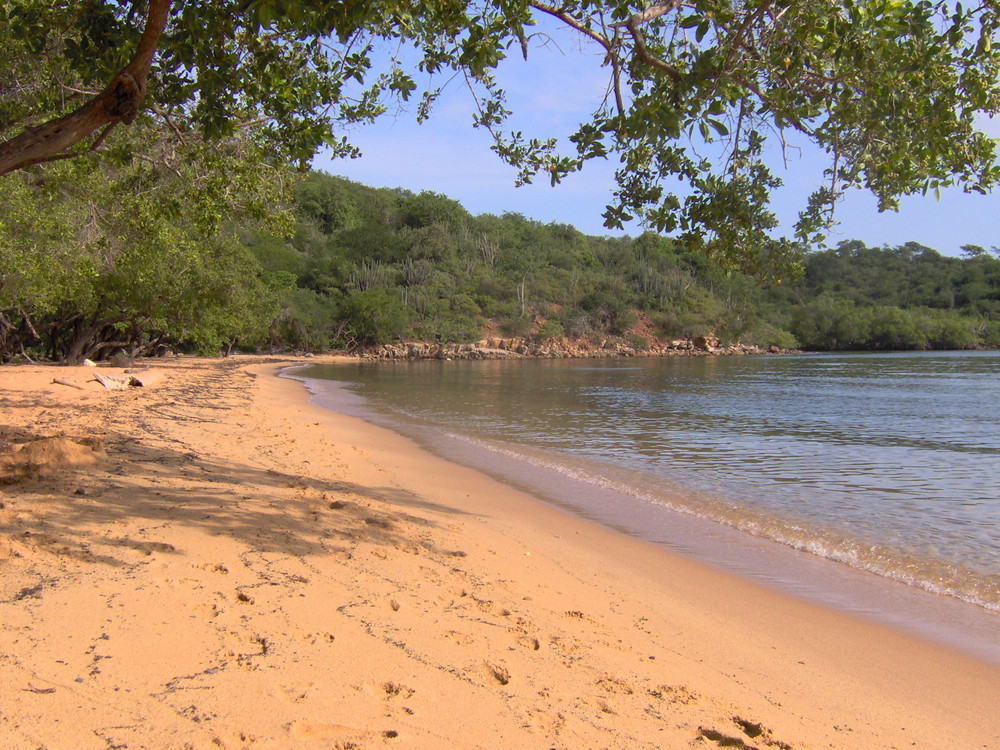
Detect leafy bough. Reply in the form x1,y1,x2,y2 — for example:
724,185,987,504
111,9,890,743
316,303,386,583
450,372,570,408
1,0,998,277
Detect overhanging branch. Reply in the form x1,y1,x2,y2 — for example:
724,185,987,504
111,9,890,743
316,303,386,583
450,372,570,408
614,0,684,84
529,2,616,54
529,1,683,84
0,0,171,177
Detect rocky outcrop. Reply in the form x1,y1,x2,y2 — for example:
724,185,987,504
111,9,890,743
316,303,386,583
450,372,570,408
359,337,790,361
692,333,721,351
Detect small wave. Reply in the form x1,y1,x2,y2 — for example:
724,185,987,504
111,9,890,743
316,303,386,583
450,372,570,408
446,432,1000,613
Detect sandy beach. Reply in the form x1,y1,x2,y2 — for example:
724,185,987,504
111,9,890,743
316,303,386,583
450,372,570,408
1,356,998,750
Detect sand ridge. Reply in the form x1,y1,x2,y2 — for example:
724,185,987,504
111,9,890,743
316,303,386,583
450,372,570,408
1,356,998,749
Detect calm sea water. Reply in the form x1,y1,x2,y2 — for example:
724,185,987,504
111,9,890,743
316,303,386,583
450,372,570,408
294,352,1000,658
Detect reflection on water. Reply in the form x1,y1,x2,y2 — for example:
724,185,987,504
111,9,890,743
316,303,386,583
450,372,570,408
298,352,1000,616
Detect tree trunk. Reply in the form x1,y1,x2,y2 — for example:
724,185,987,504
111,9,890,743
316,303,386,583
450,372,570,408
0,0,171,176
65,322,102,363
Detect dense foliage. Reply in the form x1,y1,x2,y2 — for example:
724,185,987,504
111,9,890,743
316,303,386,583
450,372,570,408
774,241,1000,349
3,1,1000,276
2,168,999,361
3,2,998,363
0,128,291,361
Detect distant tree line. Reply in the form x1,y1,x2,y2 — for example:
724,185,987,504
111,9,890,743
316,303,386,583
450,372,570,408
2,168,999,362
771,241,1000,350
246,172,1000,354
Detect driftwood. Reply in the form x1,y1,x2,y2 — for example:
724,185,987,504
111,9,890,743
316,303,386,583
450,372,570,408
93,372,130,391
90,370,163,389
52,378,85,391
127,371,164,387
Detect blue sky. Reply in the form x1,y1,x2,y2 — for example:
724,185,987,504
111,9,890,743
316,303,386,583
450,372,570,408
313,21,1000,258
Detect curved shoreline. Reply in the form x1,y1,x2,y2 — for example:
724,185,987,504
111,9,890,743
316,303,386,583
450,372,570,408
291,361,1000,666
1,355,998,749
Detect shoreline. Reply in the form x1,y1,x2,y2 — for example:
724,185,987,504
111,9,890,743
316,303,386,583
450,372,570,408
293,354,1000,665
1,356,998,749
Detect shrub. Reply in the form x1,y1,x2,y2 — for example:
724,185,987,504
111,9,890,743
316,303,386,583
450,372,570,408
867,306,927,350
560,309,594,339
737,320,798,350
979,319,1000,348
501,314,533,337
414,313,482,343
534,319,565,341
628,333,650,351
922,312,978,349
338,288,411,345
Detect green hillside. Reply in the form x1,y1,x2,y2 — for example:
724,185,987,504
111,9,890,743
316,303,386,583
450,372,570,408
3,168,999,362
248,172,1000,354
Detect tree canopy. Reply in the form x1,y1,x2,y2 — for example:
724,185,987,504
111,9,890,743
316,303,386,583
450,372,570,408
2,1,1000,275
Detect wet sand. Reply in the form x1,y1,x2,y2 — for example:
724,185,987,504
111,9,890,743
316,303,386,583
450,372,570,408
1,356,998,749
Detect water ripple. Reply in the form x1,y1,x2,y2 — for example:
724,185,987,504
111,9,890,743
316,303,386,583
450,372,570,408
301,351,1000,610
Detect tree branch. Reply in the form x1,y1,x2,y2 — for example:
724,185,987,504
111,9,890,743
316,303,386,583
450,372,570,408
619,0,685,27
529,2,616,55
613,1,685,83
729,73,814,138
530,2,683,84
0,0,171,177
621,18,682,83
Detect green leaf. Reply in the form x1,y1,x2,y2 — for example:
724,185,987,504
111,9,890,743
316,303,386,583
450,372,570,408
707,118,729,136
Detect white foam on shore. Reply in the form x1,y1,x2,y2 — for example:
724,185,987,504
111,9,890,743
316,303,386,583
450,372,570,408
451,432,1000,613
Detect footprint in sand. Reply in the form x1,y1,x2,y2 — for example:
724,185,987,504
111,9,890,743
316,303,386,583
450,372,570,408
648,684,699,705
381,681,415,699
294,630,335,644
187,601,221,618
279,682,313,704
698,726,756,749
193,562,229,574
474,599,510,617
549,636,582,657
698,719,791,750
133,541,176,555
288,721,359,740
444,630,478,647
484,662,510,686
596,676,634,695
515,635,541,651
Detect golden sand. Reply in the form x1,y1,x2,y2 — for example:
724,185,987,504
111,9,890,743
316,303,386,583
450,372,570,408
1,356,997,749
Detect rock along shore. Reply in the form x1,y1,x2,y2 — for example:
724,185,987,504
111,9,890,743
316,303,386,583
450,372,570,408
359,334,793,361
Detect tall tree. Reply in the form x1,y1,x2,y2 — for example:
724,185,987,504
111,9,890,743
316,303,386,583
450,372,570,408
2,1,999,274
